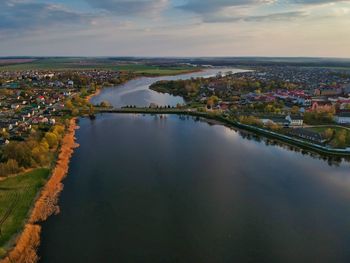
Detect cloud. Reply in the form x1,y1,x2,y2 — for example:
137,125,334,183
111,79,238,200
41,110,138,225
178,0,274,14
203,10,308,23
0,0,349,57
291,0,350,4
177,0,350,23
177,0,311,23
84,0,169,16
178,0,350,13
0,0,92,35
245,10,308,21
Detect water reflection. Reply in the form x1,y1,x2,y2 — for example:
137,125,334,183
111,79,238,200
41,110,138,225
187,116,349,166
39,114,350,263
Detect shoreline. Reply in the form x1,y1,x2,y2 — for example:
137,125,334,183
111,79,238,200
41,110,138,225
85,68,204,103
95,108,350,158
1,65,344,261
86,88,101,102
0,118,79,263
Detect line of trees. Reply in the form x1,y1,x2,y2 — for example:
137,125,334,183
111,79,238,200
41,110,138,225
322,128,350,148
0,124,66,177
238,116,263,127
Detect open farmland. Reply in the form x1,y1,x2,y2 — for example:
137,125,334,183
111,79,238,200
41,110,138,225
0,58,198,75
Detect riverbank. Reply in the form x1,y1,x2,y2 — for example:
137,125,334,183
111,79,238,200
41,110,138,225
86,68,204,103
88,68,250,109
37,111,350,263
95,108,350,157
86,88,101,102
0,118,79,263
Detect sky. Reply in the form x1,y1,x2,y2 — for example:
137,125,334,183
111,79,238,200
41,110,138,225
0,0,349,57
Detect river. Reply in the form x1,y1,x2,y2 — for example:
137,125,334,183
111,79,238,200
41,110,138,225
90,68,248,108
39,69,350,263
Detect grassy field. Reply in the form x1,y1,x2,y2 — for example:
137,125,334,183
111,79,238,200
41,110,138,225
0,168,50,257
307,66,350,71
0,58,115,71
116,64,198,75
0,58,198,75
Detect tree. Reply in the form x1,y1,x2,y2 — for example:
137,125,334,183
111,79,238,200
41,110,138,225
52,125,65,140
31,141,50,166
72,108,79,116
291,106,300,115
3,142,33,168
207,96,219,109
266,121,281,131
0,129,10,139
100,101,111,108
65,99,73,111
80,88,88,98
265,104,274,113
88,104,95,116
323,128,334,140
0,159,22,177
239,116,263,127
45,132,58,149
336,130,347,148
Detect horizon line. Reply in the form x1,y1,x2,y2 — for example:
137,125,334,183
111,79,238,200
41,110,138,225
1,55,350,60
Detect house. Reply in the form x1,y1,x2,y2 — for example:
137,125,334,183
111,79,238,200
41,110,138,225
0,138,9,145
343,84,350,95
37,96,45,103
67,80,74,87
311,101,333,112
287,128,326,144
218,102,232,111
334,112,350,124
260,114,303,127
294,96,312,107
314,87,342,96
11,104,19,110
286,115,304,126
260,116,290,127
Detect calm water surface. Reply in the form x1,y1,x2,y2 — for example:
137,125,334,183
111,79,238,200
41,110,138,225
39,69,350,262
39,114,350,263
90,68,248,108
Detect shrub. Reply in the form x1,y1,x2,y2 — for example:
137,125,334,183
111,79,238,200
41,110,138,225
0,159,22,177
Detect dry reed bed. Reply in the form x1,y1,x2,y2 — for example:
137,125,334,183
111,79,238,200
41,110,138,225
1,119,79,263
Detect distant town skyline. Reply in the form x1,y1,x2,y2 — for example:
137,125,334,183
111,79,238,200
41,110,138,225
1,0,350,57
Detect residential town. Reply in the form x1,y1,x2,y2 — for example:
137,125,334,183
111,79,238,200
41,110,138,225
1,66,350,150
0,69,126,145
150,66,350,149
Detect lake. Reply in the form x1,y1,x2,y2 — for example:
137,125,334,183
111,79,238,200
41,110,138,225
39,69,350,263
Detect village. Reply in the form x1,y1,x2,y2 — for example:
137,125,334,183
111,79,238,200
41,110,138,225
0,69,124,145
150,66,350,149
1,66,350,150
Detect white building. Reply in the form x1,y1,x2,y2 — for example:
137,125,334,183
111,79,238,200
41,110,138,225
67,80,74,87
286,115,304,126
335,113,350,124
